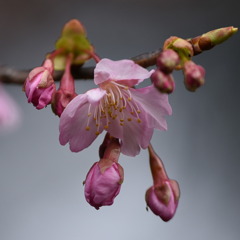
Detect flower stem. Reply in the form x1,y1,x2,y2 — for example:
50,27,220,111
148,143,168,185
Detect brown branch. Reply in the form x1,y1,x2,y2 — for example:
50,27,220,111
0,49,162,85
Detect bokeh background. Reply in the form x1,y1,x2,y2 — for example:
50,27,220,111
1,0,240,239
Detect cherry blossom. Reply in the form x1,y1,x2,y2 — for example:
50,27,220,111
59,58,172,156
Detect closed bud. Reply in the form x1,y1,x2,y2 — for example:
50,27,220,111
188,26,238,55
55,19,94,67
157,49,180,73
51,89,77,117
163,37,194,67
151,70,175,94
51,55,77,117
145,179,180,222
183,61,205,91
24,59,56,109
84,137,124,209
146,144,180,221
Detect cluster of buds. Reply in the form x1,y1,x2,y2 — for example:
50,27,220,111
151,49,180,94
23,19,95,117
157,26,238,92
162,36,206,92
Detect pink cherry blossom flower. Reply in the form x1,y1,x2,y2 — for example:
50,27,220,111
0,84,21,132
24,59,56,109
59,58,172,156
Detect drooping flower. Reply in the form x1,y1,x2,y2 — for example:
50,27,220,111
59,58,172,156
145,144,180,221
84,136,124,209
24,59,56,109
0,83,21,132
145,180,180,222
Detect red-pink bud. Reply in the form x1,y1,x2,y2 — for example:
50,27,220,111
146,144,180,221
157,49,180,73
84,137,124,209
51,89,77,117
51,55,77,116
145,180,180,222
183,61,205,91
151,70,175,94
24,59,56,109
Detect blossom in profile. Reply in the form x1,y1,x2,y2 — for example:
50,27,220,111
24,59,56,109
59,58,172,156
0,84,21,132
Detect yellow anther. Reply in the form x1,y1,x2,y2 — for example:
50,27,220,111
127,118,132,121
85,126,90,131
87,113,91,117
96,124,99,127
95,131,100,136
128,97,132,101
120,119,124,122
137,110,141,113
104,125,109,129
137,118,142,123
120,123,124,126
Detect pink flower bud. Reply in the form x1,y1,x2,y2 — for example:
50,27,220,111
84,137,124,209
151,70,175,94
145,180,180,222
183,61,205,91
157,49,180,73
51,55,77,117
24,59,56,109
51,89,77,117
84,160,124,209
146,144,180,221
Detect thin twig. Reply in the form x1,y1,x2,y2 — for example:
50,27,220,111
0,49,162,85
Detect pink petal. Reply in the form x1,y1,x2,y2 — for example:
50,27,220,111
94,58,152,86
86,88,106,105
59,89,106,152
130,85,172,131
107,110,153,157
36,84,56,109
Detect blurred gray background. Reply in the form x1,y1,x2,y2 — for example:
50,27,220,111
0,0,240,239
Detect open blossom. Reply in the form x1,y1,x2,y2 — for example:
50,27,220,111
0,84,21,132
59,58,172,156
24,59,56,109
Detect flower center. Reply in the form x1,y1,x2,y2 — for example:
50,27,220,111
86,81,142,135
